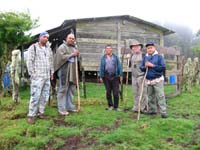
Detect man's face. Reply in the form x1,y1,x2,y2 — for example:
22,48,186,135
66,34,75,45
146,46,156,55
39,35,49,45
105,46,112,55
132,45,141,53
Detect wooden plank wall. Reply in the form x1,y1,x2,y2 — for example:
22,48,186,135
75,18,183,97
76,18,164,72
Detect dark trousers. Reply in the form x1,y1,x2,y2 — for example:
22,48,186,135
103,76,119,108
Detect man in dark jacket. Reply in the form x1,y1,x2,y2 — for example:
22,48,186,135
99,45,123,111
140,42,167,118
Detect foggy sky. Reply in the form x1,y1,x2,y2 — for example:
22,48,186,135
0,0,199,35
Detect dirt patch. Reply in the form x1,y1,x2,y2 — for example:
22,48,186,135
194,124,200,130
54,118,123,150
180,133,198,148
128,113,138,119
2,112,26,120
87,118,123,133
166,137,173,143
91,125,112,132
58,135,97,150
53,118,69,126
190,134,198,145
44,139,56,150
182,114,190,119
53,118,76,127
114,118,123,128
0,104,15,111
20,129,27,137
10,113,27,120
180,143,189,147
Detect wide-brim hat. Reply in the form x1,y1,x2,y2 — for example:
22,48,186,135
129,40,143,49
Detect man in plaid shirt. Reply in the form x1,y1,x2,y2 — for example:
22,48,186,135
27,31,54,124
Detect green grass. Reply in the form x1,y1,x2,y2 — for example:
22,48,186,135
0,83,200,150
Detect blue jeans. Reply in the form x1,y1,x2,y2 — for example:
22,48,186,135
3,73,10,91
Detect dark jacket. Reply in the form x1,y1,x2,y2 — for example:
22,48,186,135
98,53,123,77
140,51,166,80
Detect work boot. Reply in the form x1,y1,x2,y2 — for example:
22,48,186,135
144,112,157,115
37,113,48,119
27,117,35,124
161,113,168,118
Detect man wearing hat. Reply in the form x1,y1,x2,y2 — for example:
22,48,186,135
127,39,148,113
140,42,167,118
27,31,54,124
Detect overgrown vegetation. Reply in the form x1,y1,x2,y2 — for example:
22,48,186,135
0,11,38,91
0,83,200,150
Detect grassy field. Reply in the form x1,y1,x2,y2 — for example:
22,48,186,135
0,83,200,150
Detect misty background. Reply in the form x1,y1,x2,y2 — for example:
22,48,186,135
1,0,200,59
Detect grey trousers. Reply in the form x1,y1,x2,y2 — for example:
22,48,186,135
57,69,76,112
132,76,148,112
147,81,167,114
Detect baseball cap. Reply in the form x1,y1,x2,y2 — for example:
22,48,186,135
39,31,49,37
145,42,155,47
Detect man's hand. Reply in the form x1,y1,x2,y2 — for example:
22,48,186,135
100,78,103,83
120,76,123,84
126,53,131,59
50,75,54,80
73,49,79,57
145,61,154,68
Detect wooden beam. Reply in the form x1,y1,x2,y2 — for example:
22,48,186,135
117,20,121,58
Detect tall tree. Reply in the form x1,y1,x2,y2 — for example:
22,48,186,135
0,11,39,90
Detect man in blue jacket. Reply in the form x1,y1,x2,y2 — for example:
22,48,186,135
99,45,123,111
140,42,167,118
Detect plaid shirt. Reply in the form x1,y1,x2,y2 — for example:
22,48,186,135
27,42,54,79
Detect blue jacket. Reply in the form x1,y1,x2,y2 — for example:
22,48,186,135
98,53,123,77
140,51,166,80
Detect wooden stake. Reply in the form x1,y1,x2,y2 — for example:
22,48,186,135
137,67,148,122
75,56,81,112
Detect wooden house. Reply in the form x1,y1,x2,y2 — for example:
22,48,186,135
25,15,174,72
63,15,174,72
24,15,184,98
